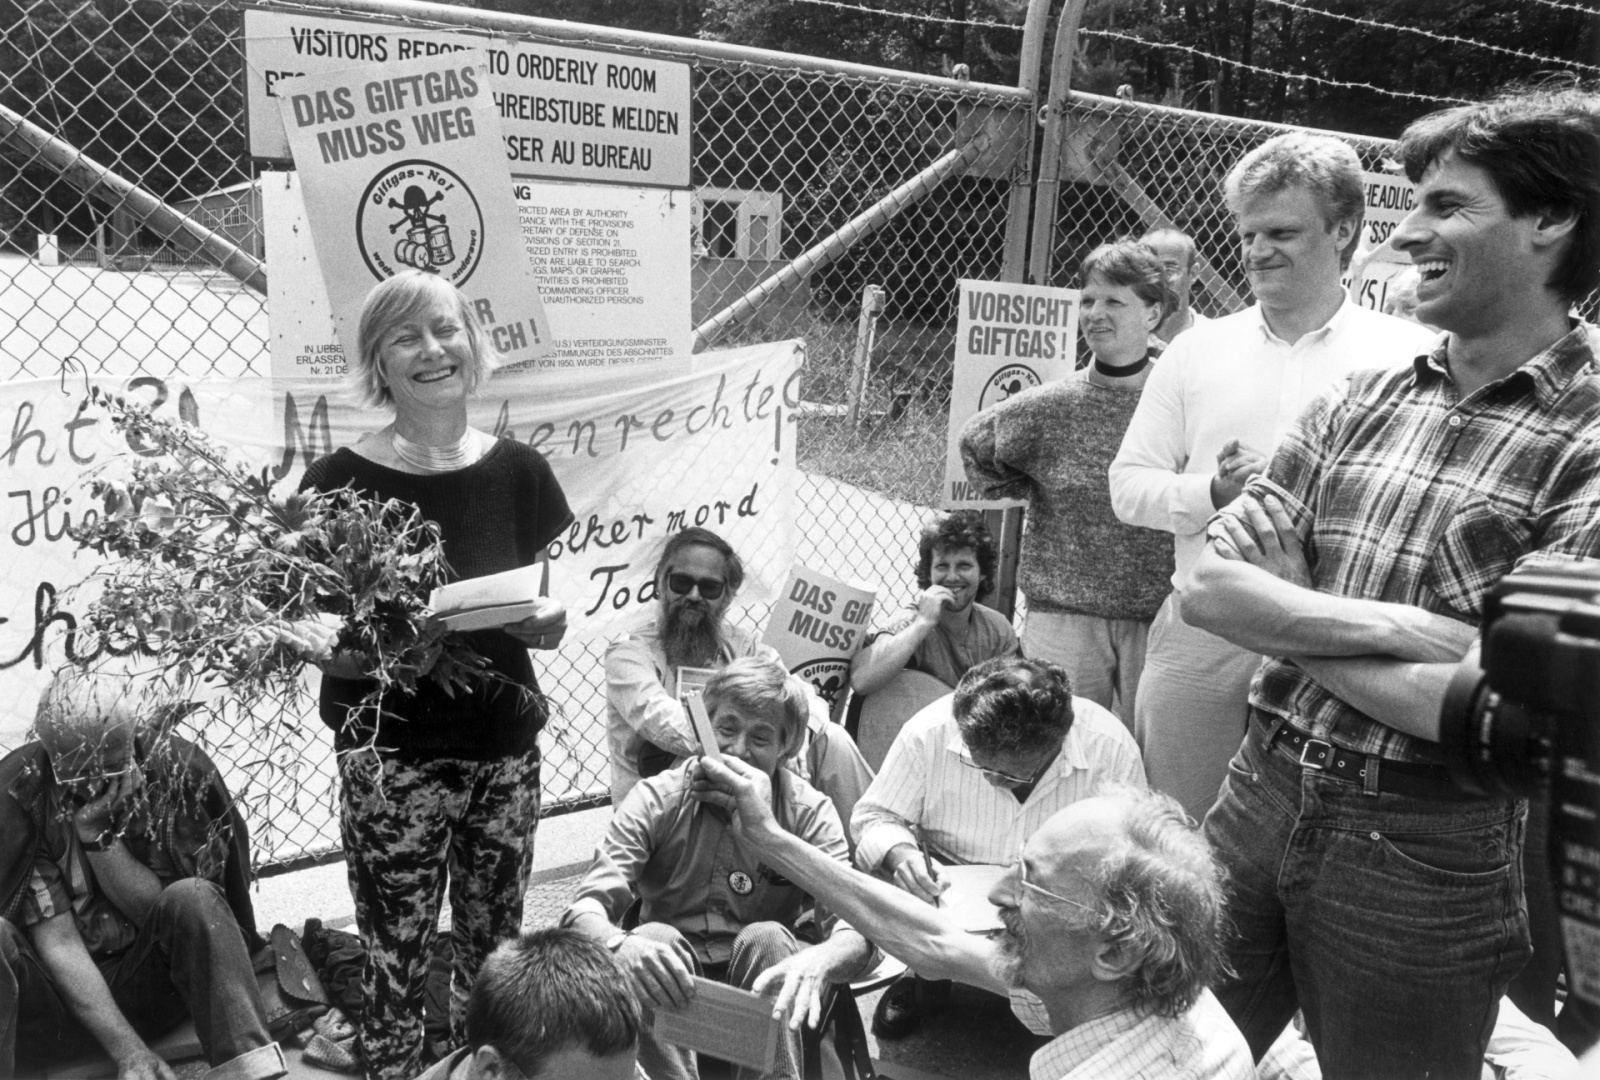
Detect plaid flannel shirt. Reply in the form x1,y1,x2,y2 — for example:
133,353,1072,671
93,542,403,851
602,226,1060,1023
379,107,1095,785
1242,324,1600,763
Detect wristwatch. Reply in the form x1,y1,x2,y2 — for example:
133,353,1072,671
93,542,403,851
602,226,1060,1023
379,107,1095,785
78,831,116,853
604,930,632,952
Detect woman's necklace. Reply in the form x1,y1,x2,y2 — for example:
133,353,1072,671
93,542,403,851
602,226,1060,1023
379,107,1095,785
391,428,483,473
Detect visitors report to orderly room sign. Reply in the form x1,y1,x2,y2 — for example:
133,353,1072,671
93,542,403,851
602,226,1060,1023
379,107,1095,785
243,8,691,188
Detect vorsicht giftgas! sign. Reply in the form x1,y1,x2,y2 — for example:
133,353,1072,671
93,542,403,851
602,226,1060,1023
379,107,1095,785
244,8,691,188
943,280,1078,509
274,50,554,369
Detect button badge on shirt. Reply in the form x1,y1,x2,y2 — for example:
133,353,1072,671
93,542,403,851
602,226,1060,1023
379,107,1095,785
728,870,755,895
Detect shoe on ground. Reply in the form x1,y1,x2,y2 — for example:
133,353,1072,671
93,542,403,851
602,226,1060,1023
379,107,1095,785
872,974,922,1040
917,977,953,1013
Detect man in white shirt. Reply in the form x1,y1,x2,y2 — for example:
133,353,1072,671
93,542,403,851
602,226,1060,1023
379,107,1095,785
693,766,1253,1080
850,657,1146,1038
1110,133,1434,822
1141,228,1211,346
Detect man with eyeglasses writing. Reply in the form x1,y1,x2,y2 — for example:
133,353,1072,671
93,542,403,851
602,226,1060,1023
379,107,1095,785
604,527,872,829
849,657,1146,1038
691,768,1252,1080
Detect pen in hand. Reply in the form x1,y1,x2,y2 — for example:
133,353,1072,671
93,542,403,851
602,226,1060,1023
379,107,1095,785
915,828,943,907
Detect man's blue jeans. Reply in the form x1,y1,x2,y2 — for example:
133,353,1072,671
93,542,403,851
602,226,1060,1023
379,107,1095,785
1203,716,1531,1080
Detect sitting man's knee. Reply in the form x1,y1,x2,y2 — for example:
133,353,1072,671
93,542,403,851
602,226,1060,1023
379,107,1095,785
630,921,688,948
153,877,233,927
731,921,798,969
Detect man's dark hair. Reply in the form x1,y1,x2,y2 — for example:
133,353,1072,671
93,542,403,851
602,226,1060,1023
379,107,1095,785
1397,86,1600,303
952,656,1074,758
465,927,640,1075
1081,240,1176,320
914,512,997,600
656,526,745,594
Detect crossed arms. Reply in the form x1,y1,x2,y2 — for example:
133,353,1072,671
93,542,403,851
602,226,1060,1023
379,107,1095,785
1179,490,1477,741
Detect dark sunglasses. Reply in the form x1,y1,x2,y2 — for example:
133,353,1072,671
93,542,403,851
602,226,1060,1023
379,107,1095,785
666,573,727,601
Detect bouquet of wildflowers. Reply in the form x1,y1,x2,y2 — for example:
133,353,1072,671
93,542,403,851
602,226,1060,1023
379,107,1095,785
66,388,498,748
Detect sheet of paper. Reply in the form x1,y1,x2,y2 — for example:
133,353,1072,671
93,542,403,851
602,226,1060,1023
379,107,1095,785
938,863,1007,933
429,565,543,616
653,976,780,1072
685,691,722,762
438,601,544,632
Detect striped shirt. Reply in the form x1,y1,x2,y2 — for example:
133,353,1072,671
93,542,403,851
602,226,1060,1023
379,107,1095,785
850,694,1146,872
1024,990,1252,1080
1243,325,1600,762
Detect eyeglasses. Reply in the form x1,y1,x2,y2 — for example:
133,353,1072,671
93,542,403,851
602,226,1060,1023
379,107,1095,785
962,748,1056,789
1016,848,1095,915
666,573,727,601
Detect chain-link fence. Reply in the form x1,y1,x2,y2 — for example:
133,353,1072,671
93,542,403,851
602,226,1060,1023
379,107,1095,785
0,0,1038,871
1039,93,1396,315
1,0,1436,875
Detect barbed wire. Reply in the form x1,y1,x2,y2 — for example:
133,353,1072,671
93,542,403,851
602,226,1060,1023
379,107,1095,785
1080,28,1474,107
784,0,1023,31
1257,0,1600,76
1522,0,1600,17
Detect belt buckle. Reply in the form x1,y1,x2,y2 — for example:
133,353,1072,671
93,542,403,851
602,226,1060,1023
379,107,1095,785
1298,738,1332,770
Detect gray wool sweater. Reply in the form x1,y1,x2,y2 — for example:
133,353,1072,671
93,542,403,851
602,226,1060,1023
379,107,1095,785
959,370,1174,620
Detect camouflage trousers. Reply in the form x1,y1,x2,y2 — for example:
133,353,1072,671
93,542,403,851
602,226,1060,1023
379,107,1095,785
338,747,541,1080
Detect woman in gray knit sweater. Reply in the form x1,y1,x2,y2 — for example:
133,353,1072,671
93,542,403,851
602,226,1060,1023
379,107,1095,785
959,240,1176,731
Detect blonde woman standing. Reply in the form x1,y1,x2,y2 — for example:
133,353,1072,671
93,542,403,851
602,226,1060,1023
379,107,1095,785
301,271,572,1080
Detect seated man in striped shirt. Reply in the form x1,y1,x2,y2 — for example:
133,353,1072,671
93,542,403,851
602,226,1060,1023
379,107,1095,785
850,656,1147,1038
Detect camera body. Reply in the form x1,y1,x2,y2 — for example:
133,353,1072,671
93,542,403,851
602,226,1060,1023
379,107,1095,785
1439,564,1600,1009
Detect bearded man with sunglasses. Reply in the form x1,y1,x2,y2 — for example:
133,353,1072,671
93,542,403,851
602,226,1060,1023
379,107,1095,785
604,528,873,830
0,666,281,1080
849,656,1146,1039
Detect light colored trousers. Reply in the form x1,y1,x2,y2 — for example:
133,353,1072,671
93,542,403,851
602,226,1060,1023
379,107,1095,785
1134,594,1261,823
1021,606,1150,733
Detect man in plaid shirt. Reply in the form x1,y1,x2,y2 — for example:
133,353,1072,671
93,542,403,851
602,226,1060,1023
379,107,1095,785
1182,88,1600,1077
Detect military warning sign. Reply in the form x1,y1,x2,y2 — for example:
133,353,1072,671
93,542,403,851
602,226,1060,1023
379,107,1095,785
943,280,1078,509
245,8,691,188
274,49,554,369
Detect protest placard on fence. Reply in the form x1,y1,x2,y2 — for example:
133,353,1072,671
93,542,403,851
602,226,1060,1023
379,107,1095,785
760,567,876,708
1347,171,1419,313
0,341,801,745
943,280,1078,509
244,8,692,188
274,49,554,370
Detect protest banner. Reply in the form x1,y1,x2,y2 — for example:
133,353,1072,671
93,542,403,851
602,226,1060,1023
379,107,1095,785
0,341,801,745
245,8,691,189
274,49,554,370
263,172,691,383
943,280,1078,508
760,567,876,708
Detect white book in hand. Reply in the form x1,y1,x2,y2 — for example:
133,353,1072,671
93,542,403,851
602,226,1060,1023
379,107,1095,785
429,566,545,631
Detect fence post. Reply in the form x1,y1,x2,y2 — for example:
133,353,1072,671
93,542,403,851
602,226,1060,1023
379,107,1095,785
985,0,1078,623
846,284,886,431
1027,0,1091,289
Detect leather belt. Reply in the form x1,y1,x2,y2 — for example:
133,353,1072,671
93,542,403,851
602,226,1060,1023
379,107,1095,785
1263,719,1475,801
